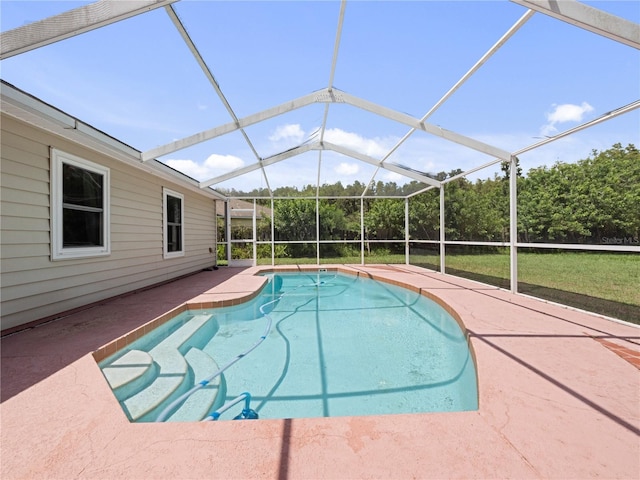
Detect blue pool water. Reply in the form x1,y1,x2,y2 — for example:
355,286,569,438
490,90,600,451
98,271,478,422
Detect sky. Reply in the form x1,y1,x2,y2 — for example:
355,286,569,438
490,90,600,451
1,0,639,193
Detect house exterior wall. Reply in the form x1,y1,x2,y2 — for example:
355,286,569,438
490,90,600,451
0,114,217,332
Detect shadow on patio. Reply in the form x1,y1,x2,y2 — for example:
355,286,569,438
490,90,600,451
0,268,246,402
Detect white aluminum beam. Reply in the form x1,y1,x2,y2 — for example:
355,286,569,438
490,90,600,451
439,186,445,274
442,157,505,184
407,185,438,198
360,197,365,264
335,90,512,161
1,0,178,60
516,242,640,253
200,162,265,188
165,5,261,163
443,98,640,183
319,0,347,142
376,8,535,169
201,140,442,190
199,144,315,188
317,0,348,199
509,156,518,293
510,0,640,49
165,5,271,194
256,143,316,168
514,99,640,156
141,90,324,161
327,0,347,92
320,142,441,187
146,85,511,165
404,198,410,264
144,86,510,170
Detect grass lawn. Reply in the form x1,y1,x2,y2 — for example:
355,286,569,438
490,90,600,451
519,252,638,304
445,252,637,305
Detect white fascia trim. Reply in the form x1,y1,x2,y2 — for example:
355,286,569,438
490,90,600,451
1,81,225,201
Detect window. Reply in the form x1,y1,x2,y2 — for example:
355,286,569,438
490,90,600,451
51,148,110,260
163,188,184,258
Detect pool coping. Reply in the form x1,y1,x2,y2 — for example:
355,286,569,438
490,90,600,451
2,264,639,479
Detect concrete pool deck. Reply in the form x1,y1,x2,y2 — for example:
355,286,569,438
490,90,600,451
1,265,638,479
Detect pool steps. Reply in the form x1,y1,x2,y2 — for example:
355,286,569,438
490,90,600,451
101,314,225,422
123,348,189,421
101,349,156,396
166,348,225,422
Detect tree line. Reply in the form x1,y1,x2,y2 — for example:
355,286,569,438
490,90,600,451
221,143,639,256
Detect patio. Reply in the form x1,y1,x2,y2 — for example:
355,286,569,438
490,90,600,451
1,265,638,479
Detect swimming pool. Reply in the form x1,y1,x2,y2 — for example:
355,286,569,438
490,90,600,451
98,271,478,422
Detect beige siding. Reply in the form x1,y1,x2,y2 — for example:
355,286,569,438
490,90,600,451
1,115,217,331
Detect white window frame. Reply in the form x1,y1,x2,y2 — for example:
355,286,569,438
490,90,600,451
163,187,185,259
50,148,110,260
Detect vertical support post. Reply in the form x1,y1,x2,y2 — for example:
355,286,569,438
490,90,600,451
270,198,275,266
212,199,218,268
252,199,257,267
509,155,518,293
316,197,320,265
360,197,365,265
439,185,445,274
405,197,410,264
225,200,231,264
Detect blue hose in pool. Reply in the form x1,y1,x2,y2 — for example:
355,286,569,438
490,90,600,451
155,275,283,422
155,273,334,422
202,391,258,421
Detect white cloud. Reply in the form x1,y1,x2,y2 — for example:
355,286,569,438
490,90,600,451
204,153,245,170
266,125,394,160
547,102,594,123
335,162,359,176
324,128,390,158
164,159,207,179
269,124,305,143
541,102,594,136
380,171,404,182
165,153,244,181
164,126,623,189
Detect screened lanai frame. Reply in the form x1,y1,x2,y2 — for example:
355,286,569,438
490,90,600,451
1,0,639,294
